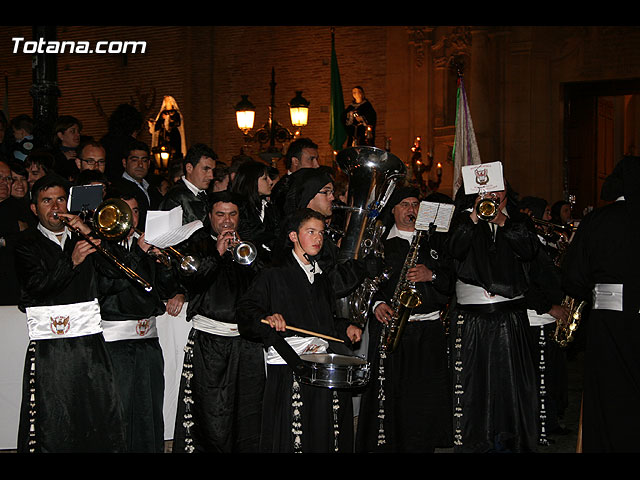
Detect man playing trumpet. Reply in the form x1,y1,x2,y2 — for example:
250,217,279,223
172,191,265,453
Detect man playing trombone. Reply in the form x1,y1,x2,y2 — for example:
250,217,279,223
172,190,265,453
96,192,182,453
14,173,126,453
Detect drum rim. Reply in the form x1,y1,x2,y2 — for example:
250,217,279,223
299,352,368,366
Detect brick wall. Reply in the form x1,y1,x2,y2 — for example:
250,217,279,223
0,26,389,173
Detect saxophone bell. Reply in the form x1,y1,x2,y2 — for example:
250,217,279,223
553,295,587,347
380,229,425,353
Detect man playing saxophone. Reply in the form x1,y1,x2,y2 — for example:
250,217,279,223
355,187,454,453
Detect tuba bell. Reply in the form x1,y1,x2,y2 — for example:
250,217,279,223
334,146,407,327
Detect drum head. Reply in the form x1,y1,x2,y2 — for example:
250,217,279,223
296,353,370,389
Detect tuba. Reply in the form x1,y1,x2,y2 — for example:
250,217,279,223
334,146,407,327
379,229,424,353
553,295,587,347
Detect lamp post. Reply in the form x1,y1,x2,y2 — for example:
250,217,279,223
235,68,309,166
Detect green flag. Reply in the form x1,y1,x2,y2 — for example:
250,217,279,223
329,30,346,152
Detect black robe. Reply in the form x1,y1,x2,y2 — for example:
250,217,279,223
159,179,210,231
236,251,358,453
172,228,264,453
97,238,178,453
342,99,377,147
14,226,125,453
524,237,569,444
109,175,163,232
236,198,279,268
0,197,25,305
355,227,454,452
562,199,640,452
447,211,539,453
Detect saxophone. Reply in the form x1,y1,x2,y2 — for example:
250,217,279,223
379,229,424,353
553,295,587,347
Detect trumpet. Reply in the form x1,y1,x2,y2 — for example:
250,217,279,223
227,231,257,265
54,199,153,292
133,228,200,274
476,192,500,221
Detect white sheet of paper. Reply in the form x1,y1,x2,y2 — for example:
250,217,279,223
144,207,203,249
415,201,456,232
461,161,505,195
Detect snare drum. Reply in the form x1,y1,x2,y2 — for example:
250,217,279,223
296,353,370,389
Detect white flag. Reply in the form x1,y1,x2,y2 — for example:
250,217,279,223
452,77,482,197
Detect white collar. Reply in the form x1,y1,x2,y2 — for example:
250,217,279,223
122,171,149,190
292,249,322,283
37,223,71,249
182,175,204,196
387,224,414,242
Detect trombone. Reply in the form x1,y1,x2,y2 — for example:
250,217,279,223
531,217,577,233
54,198,153,292
134,228,200,275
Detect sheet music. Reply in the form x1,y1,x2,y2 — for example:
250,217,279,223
144,207,203,249
415,201,456,232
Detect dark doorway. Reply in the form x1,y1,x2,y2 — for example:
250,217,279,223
563,78,640,219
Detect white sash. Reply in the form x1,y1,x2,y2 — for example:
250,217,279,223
102,317,158,342
265,336,329,365
192,314,240,337
26,299,102,340
593,283,623,311
456,280,524,305
527,309,556,326
409,310,441,322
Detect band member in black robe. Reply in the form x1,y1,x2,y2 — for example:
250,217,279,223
97,194,179,453
14,174,125,453
519,196,571,446
279,167,376,299
447,184,539,453
562,155,640,452
172,191,265,453
237,208,362,453
356,188,454,453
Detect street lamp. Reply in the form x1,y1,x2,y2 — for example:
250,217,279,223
235,68,309,165
152,145,171,174
289,90,310,129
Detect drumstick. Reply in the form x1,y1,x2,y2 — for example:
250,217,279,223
260,319,344,343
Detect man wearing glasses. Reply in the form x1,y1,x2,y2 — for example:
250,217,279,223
76,140,107,174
